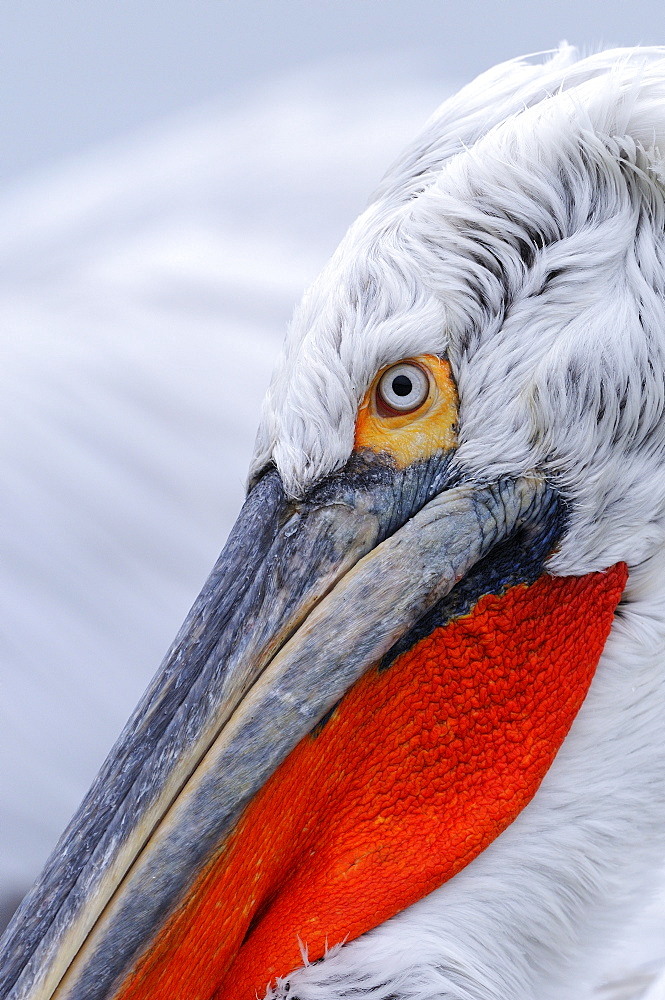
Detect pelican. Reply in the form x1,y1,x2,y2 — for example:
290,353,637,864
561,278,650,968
3,43,665,1000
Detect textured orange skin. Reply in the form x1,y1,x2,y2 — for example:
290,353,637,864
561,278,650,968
116,563,627,1000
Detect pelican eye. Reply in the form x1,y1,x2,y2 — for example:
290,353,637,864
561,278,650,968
377,362,430,414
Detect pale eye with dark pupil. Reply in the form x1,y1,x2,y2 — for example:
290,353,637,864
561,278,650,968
376,361,430,413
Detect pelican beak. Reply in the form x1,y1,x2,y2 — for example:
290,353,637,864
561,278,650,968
0,454,626,1000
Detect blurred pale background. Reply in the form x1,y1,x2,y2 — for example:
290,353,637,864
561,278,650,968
1,0,664,957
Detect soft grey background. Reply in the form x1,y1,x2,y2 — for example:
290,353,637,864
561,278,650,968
1,0,661,185
2,0,664,967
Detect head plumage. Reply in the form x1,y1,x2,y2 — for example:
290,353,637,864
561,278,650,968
251,45,665,578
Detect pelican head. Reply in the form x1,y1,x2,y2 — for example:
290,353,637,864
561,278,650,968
3,44,665,1000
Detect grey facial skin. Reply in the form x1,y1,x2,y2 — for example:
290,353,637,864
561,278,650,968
0,448,556,1000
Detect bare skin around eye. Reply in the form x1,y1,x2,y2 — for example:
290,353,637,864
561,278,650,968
355,355,459,465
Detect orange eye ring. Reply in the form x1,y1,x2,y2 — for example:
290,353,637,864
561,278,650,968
355,354,458,467
376,361,431,416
